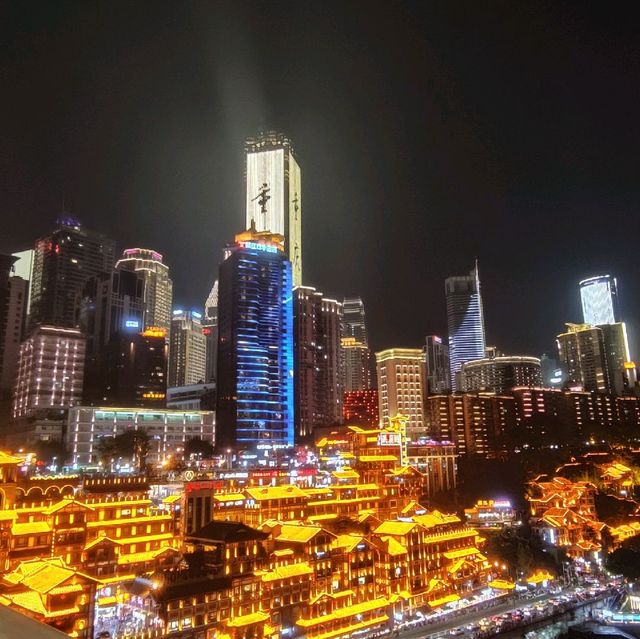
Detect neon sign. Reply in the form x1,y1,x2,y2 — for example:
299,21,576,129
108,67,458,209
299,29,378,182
241,241,278,254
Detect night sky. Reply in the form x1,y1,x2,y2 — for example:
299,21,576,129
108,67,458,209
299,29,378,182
2,2,640,357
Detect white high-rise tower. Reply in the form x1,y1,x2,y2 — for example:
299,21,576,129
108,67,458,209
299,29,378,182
245,131,302,286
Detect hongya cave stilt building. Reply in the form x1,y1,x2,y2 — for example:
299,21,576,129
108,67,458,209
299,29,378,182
0,426,491,639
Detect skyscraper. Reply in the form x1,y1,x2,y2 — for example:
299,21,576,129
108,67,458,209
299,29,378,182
375,348,427,440
342,297,369,344
599,322,631,396
245,131,302,286
580,275,620,325
0,256,28,415
169,310,207,387
93,327,168,407
341,337,373,392
425,335,450,394
115,248,173,333
293,286,343,441
13,326,85,419
216,224,294,450
78,268,149,404
556,323,610,393
203,280,219,383
445,263,486,390
11,249,34,317
30,217,115,328
341,297,373,391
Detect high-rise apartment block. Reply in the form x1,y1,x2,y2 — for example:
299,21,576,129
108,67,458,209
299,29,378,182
375,348,426,440
245,131,302,286
293,287,342,441
216,226,294,450
343,389,379,427
426,393,515,457
599,322,632,396
115,248,173,333
169,310,207,387
13,326,85,418
580,275,620,325
30,217,115,328
556,323,611,393
425,335,450,394
11,249,34,316
461,355,542,394
446,264,486,391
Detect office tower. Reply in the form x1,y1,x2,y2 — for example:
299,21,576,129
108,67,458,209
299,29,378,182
342,297,368,344
89,327,168,407
425,335,450,394
293,286,343,441
30,217,115,328
78,269,146,355
115,248,173,333
599,322,631,396
446,263,486,391
245,131,302,286
341,338,373,392
217,225,294,450
11,249,34,316
375,348,427,440
203,280,219,383
580,275,620,325
461,355,542,394
169,310,207,387
341,297,373,391
556,323,610,393
13,326,85,418
343,389,379,427
0,256,28,402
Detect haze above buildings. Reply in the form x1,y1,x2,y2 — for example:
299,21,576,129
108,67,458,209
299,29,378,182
3,3,639,357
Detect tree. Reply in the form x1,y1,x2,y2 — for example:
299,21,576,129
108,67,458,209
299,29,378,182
96,429,150,472
185,437,214,459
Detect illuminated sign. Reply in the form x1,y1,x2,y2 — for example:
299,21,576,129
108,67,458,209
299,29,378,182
125,320,140,329
191,311,202,319
378,431,401,447
246,148,285,234
202,328,212,335
173,309,184,315
624,362,636,370
142,392,166,399
241,241,278,254
141,327,167,338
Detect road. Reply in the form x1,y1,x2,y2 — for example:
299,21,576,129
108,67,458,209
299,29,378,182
398,590,571,639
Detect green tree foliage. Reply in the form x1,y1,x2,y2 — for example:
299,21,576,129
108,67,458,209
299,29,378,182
607,534,640,579
96,429,150,471
185,437,214,459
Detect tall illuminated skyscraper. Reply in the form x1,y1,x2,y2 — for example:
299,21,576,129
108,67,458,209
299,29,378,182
293,286,342,441
445,263,486,391
425,335,450,394
203,280,219,383
580,275,620,325
169,310,207,387
115,248,173,333
341,297,373,391
30,217,115,328
216,224,294,449
245,131,302,286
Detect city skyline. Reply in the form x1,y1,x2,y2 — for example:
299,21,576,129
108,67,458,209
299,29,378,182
3,3,639,358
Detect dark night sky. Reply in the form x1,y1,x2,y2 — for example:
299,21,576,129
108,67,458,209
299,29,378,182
2,2,640,357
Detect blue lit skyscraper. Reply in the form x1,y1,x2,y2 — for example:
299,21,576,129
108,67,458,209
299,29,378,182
216,223,294,450
445,263,486,391
579,275,620,325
